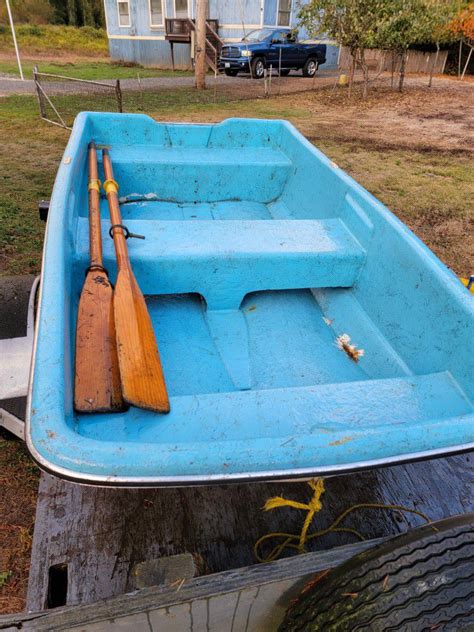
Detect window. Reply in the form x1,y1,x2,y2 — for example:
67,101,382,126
175,0,188,18
277,0,292,27
117,0,130,27
242,28,274,42
150,0,163,26
270,31,287,44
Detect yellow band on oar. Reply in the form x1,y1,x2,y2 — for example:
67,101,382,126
460,277,474,294
103,178,119,195
88,179,101,192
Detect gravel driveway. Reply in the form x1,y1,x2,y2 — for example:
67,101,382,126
0,69,338,98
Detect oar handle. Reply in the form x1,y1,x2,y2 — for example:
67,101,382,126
88,142,103,268
102,149,130,271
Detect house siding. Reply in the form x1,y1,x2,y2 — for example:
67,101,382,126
105,0,339,69
108,38,192,67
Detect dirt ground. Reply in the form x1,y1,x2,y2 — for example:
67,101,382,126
0,435,38,613
0,72,472,614
296,76,474,154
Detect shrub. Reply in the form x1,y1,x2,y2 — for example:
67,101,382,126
0,24,108,55
18,24,44,37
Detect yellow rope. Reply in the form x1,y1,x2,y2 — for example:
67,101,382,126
254,478,435,563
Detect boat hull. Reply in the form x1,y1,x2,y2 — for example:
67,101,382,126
26,114,474,486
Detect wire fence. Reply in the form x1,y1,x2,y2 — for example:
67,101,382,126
32,63,322,130
33,66,122,130
32,54,453,131
339,47,449,76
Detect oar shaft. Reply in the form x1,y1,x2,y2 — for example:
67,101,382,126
88,142,103,268
102,149,130,271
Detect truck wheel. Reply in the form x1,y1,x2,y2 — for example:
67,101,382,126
224,69,238,77
302,57,318,77
280,513,474,631
250,57,265,79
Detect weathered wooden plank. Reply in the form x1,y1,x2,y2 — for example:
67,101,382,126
3,537,387,631
26,453,472,613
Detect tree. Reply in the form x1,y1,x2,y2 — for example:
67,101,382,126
299,0,391,98
67,0,78,27
449,2,474,78
375,0,435,91
80,0,95,27
0,0,53,24
423,1,456,87
49,0,105,27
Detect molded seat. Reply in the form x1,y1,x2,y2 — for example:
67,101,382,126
99,146,292,204
76,218,366,308
106,145,292,166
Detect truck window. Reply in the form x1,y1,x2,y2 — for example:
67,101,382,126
272,31,290,44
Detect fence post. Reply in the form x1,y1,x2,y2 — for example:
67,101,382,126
33,65,46,120
440,51,448,75
115,79,123,113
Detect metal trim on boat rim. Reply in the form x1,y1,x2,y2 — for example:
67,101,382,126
23,437,474,487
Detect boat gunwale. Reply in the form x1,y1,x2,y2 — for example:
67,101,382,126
24,425,474,486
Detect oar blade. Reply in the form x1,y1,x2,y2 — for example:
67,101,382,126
114,269,170,413
74,270,125,413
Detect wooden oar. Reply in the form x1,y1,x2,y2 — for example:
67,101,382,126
74,142,124,413
102,149,170,413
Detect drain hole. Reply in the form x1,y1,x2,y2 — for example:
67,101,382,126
47,563,68,608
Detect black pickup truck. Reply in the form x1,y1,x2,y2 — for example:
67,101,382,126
219,28,326,79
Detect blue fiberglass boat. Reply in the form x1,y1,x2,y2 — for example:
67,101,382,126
26,114,473,486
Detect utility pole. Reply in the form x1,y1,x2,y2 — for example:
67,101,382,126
5,0,24,80
195,0,207,89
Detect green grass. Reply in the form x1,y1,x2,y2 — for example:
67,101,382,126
0,24,108,56
0,571,12,588
0,59,193,80
0,96,64,274
0,87,471,276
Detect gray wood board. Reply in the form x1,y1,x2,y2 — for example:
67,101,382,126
3,537,386,631
26,453,473,613
0,275,34,424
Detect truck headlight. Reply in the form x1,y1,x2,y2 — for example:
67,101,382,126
241,50,252,57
